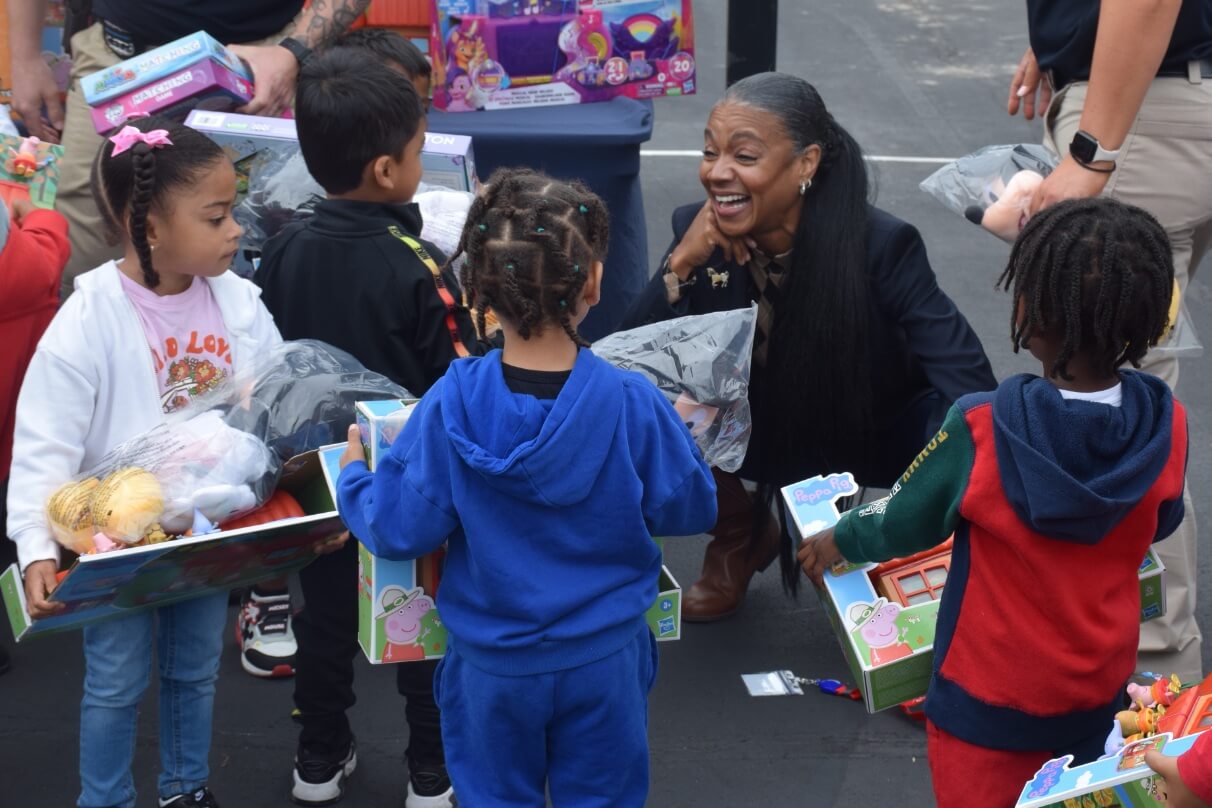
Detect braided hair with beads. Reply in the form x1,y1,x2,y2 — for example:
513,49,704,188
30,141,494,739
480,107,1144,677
450,168,609,347
997,197,1175,381
90,115,227,289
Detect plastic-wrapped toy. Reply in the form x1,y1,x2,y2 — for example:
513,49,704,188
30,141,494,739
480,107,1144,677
592,306,756,472
223,340,413,463
962,169,1044,242
919,144,1056,243
47,467,171,554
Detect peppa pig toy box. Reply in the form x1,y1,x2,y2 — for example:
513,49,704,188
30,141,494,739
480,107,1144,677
782,472,1167,714
430,0,695,112
84,31,253,134
1012,731,1201,808
332,398,684,662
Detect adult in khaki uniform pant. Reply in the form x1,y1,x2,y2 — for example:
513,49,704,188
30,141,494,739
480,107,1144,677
6,0,372,297
1013,0,1212,682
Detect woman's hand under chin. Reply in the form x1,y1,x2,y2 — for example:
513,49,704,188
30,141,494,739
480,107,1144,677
670,201,757,279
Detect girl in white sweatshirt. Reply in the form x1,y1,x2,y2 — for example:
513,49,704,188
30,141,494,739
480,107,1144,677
7,116,281,808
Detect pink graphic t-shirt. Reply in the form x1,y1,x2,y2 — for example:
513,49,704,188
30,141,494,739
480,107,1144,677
120,271,233,413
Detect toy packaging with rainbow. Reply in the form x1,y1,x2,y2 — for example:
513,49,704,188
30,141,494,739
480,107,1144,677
430,0,695,112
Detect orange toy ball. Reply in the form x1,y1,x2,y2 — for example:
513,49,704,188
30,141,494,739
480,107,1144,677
218,491,305,532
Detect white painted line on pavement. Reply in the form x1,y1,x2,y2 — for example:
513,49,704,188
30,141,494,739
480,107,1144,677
640,149,954,165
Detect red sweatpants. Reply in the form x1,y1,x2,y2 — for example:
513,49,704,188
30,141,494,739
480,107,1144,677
927,721,1055,808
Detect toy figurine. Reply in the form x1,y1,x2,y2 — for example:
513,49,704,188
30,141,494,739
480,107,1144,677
448,20,487,74
5,136,52,179
1116,705,1158,740
1127,674,1182,709
962,170,1044,242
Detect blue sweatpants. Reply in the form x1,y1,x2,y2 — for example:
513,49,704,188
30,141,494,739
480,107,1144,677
434,625,659,807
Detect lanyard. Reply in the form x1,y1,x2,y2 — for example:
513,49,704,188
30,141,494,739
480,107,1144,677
388,226,470,358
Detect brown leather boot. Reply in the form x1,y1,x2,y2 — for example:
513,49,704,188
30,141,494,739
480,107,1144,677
683,469,782,622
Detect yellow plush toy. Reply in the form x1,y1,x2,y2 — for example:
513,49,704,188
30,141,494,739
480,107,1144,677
46,477,101,554
46,467,168,554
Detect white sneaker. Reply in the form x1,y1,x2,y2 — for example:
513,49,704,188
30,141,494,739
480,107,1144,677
292,738,357,806
406,763,456,808
236,589,296,678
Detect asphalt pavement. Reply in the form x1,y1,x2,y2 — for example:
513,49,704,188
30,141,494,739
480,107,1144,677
5,1,1212,806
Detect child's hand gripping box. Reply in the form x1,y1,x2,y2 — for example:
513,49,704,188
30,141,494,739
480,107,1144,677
2,451,343,640
1013,731,1198,808
782,472,1167,714
349,398,448,664
430,0,696,112
84,31,254,134
346,398,684,658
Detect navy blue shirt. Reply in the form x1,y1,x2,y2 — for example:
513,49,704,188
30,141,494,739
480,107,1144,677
1028,0,1212,85
92,0,302,48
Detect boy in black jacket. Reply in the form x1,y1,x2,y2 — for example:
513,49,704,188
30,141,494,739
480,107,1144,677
255,47,471,808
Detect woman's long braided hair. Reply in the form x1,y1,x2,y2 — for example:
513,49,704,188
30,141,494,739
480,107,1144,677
90,115,226,289
449,168,610,346
998,197,1175,380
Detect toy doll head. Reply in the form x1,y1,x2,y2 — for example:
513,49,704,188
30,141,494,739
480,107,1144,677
452,168,609,347
964,170,1044,242
998,198,1174,381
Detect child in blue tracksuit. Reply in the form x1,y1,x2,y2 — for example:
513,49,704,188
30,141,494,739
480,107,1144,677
337,168,718,807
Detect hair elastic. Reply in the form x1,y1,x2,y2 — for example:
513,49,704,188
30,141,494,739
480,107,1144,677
478,223,488,231
578,204,588,214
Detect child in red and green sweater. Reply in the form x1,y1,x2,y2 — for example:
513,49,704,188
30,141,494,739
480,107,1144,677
799,198,1188,808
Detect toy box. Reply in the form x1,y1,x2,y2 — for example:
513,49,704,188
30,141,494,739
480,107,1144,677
782,472,1168,714
430,0,696,112
1,451,342,640
90,58,253,134
326,397,684,662
0,133,63,209
186,111,480,194
1013,731,1206,807
82,31,251,107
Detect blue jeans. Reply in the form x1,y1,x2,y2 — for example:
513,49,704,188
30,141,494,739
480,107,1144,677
78,592,228,808
434,624,659,807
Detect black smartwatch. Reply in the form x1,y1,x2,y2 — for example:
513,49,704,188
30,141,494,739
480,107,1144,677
1069,130,1120,168
278,36,313,67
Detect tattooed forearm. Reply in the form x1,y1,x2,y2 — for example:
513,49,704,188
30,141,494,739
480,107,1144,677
288,0,373,50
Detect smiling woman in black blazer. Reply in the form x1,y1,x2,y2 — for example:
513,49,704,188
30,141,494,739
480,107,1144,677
623,72,996,621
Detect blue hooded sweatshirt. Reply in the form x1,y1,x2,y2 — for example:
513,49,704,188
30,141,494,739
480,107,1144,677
337,348,718,676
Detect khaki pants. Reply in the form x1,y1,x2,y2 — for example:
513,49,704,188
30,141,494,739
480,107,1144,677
1045,74,1212,682
57,22,290,297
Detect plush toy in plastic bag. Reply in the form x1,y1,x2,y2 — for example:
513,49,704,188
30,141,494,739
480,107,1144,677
45,410,277,554
593,306,756,472
920,144,1056,242
223,340,414,463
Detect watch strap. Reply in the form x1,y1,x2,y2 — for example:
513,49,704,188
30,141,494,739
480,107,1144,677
279,36,313,67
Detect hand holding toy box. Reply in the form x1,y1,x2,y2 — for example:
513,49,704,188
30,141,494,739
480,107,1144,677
83,31,254,134
782,472,1167,714
431,0,696,112
329,398,684,663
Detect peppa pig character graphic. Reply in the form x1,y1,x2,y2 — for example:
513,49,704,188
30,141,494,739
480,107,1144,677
849,598,912,666
376,585,435,663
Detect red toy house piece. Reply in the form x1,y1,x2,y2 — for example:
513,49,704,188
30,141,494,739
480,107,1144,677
1158,674,1212,738
871,538,954,608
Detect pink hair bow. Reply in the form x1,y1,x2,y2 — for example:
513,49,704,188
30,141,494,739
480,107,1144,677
109,126,174,157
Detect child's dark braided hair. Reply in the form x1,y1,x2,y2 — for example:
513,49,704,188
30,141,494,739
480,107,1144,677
451,168,609,347
90,115,227,289
997,197,1174,380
